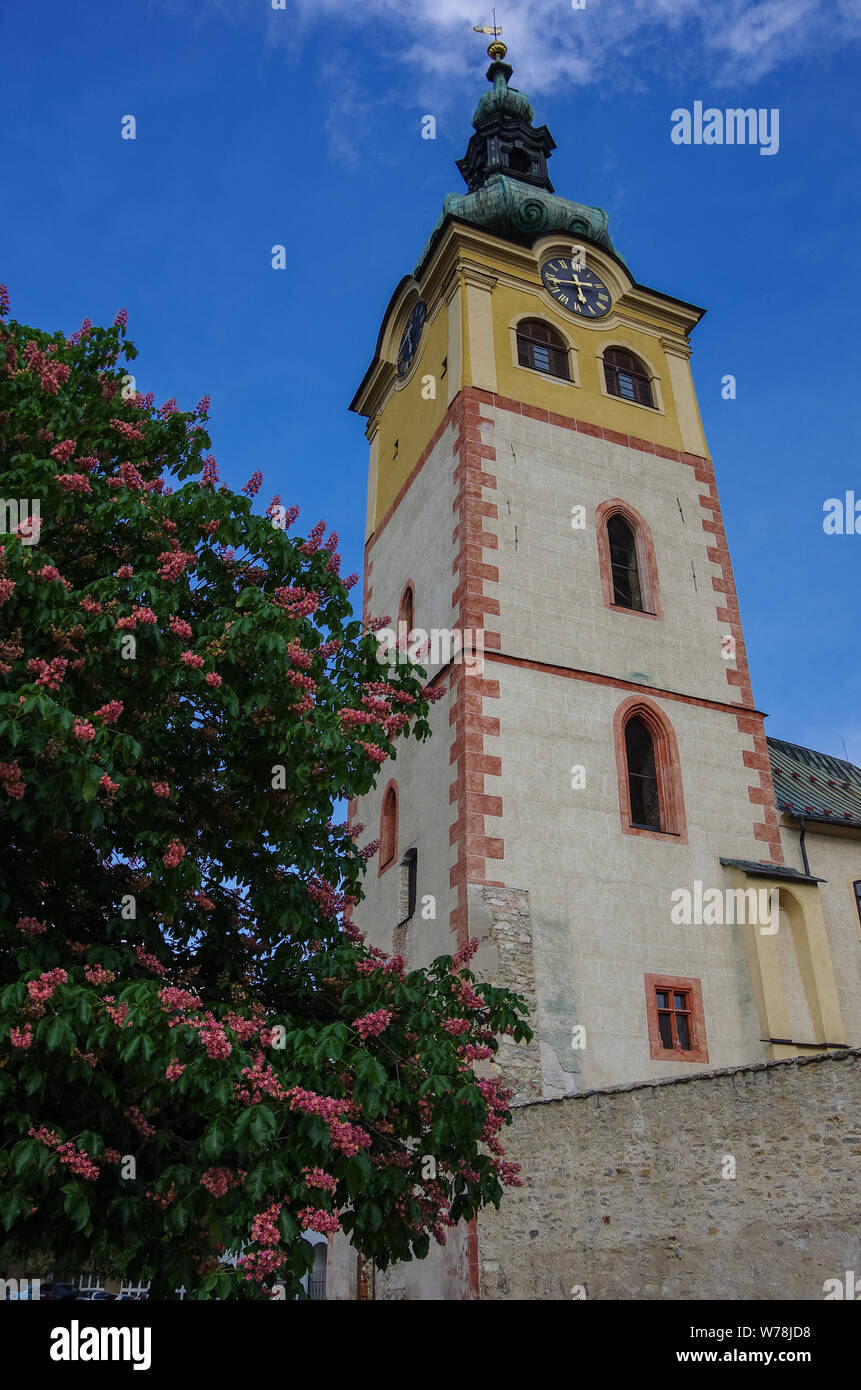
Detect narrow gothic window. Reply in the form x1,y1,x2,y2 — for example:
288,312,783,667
399,847,417,923
607,514,643,610
516,319,569,380
380,785,397,869
398,584,414,655
625,716,661,830
854,880,861,929
603,347,654,407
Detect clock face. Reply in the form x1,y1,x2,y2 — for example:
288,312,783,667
541,257,612,319
397,300,427,377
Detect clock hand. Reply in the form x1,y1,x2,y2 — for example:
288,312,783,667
547,277,597,292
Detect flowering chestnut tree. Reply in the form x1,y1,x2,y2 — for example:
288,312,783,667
0,288,530,1299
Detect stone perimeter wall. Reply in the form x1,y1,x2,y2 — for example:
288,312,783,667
477,1048,861,1300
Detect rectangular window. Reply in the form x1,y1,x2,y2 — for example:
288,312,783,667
645,974,708,1063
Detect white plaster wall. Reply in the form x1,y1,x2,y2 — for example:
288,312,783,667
352,422,460,966
481,406,740,706
486,661,770,1092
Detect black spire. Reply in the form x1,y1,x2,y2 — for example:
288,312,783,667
456,40,556,194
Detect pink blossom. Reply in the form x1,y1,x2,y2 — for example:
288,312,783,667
181,650,204,669
125,1106,156,1139
110,418,144,441
57,473,92,493
85,965,116,985
165,1059,186,1081
115,565,134,578
151,781,170,798
158,986,201,1013
50,439,76,463
302,1166,337,1194
169,616,192,640
114,307,128,328
94,700,123,723
162,838,186,868
27,968,67,1002
354,1008,394,1040
242,471,263,497
37,566,60,582
10,1023,33,1048
200,456,219,488
15,916,46,936
0,579,16,605
297,1207,340,1235
99,775,118,794
73,720,95,742
358,741,388,765
204,672,222,687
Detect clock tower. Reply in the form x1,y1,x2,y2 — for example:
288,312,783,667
328,39,848,1301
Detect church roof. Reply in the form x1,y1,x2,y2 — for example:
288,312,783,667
767,736,861,828
416,40,617,274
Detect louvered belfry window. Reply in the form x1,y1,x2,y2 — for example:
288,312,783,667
604,347,654,407
516,319,570,380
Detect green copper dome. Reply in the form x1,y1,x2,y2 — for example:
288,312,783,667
472,63,534,125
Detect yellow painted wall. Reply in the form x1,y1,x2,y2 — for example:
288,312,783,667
489,278,691,453
370,305,451,527
368,232,710,533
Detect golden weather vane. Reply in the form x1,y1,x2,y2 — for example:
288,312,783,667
473,10,507,58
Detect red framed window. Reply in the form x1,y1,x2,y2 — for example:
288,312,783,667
645,974,708,1063
613,696,687,843
595,500,662,621
398,582,414,655
379,781,398,873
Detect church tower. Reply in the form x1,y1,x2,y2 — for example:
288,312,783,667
331,38,851,1300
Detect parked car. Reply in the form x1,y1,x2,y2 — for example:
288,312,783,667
40,1282,80,1301
76,1289,115,1300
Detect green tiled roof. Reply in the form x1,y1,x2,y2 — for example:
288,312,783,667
767,736,861,829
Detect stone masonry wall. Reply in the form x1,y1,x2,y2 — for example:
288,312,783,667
477,1048,861,1300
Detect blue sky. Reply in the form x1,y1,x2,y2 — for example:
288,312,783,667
2,0,859,762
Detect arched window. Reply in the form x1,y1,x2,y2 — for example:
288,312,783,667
603,346,654,407
379,782,398,871
398,583,414,652
625,716,660,829
595,500,662,619
508,147,530,174
613,697,687,842
607,514,643,610
516,319,570,380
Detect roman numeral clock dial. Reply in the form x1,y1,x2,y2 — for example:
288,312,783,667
541,257,612,318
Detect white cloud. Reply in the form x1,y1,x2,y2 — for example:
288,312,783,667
276,0,861,97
